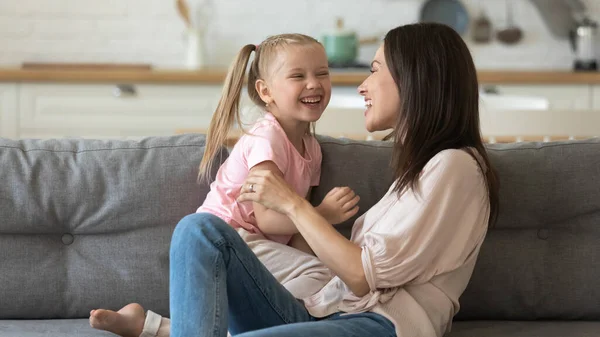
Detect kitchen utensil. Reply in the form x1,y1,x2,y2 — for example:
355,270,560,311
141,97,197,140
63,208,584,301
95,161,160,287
569,16,598,71
321,18,380,67
471,1,492,43
176,0,209,69
321,18,357,66
176,0,191,28
419,0,469,35
496,0,523,45
185,29,205,69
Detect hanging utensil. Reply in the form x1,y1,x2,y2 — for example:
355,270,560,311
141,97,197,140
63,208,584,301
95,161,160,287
496,0,523,45
176,0,192,28
419,0,470,36
472,0,492,43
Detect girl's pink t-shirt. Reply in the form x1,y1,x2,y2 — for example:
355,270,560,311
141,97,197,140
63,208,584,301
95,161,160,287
197,113,322,244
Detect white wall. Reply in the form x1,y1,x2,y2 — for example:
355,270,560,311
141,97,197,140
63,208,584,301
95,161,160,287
0,0,598,70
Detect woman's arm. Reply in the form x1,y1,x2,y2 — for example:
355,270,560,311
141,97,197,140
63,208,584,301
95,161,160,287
288,199,370,297
288,187,316,255
238,170,369,297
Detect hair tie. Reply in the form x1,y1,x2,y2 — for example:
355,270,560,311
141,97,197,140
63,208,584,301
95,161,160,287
255,44,261,52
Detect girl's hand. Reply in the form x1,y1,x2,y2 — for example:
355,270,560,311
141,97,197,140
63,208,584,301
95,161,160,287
237,169,304,216
316,187,360,225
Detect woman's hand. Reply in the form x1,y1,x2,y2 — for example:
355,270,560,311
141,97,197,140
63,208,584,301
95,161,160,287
316,187,360,225
237,169,304,216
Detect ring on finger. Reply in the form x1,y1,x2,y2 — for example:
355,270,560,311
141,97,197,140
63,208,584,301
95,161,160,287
249,184,255,193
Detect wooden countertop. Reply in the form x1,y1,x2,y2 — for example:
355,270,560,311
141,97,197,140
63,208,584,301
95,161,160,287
1,68,600,85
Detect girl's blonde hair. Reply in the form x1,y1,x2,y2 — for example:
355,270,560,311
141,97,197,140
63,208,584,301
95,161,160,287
198,33,321,182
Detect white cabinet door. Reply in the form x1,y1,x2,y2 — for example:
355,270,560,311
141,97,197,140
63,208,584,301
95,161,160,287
588,85,600,110
0,84,18,139
480,84,592,111
18,83,227,139
480,108,600,140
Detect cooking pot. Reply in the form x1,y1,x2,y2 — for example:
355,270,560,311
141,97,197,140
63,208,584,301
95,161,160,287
321,18,380,66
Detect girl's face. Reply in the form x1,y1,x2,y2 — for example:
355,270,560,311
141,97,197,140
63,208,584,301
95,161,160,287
257,43,331,128
358,44,400,133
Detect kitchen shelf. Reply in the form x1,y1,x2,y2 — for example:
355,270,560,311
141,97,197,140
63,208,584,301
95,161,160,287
1,68,600,85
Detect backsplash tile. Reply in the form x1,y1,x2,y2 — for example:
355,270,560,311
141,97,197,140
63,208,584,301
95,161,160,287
0,0,597,70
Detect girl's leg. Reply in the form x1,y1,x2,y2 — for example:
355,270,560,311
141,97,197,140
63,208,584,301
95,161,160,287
169,213,313,337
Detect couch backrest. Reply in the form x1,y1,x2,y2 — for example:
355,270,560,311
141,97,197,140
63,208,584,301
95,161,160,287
456,139,600,321
310,136,395,238
0,134,225,319
313,136,600,321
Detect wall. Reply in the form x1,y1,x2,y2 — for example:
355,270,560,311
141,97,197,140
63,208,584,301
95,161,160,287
0,0,598,70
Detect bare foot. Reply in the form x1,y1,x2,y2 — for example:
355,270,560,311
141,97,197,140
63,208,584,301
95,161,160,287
89,303,145,337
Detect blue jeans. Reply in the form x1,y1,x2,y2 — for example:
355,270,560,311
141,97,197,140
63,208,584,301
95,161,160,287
169,213,396,337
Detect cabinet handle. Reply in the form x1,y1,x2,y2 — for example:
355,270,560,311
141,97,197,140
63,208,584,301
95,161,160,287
482,85,499,94
113,84,137,98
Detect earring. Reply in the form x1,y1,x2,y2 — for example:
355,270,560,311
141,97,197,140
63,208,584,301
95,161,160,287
265,102,270,108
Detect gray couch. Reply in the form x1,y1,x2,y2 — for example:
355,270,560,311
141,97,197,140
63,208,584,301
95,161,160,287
1,134,599,337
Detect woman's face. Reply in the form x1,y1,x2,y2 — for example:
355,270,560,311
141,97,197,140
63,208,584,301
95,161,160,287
357,44,401,133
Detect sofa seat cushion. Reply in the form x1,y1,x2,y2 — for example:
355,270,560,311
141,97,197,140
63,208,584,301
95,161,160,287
0,319,112,337
446,321,600,337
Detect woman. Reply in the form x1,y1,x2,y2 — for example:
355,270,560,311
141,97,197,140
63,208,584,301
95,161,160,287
95,22,499,337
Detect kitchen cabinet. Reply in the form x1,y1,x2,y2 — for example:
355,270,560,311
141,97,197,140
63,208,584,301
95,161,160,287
4,82,376,140
17,83,220,139
480,84,592,111
12,83,262,139
1,69,599,140
0,84,18,139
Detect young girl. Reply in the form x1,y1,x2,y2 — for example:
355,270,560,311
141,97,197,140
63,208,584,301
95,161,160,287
197,34,359,248
90,33,360,337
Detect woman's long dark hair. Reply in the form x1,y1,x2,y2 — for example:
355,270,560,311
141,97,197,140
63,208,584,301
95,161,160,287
384,23,499,226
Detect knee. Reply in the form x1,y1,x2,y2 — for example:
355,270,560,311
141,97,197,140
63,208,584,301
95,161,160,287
171,213,234,247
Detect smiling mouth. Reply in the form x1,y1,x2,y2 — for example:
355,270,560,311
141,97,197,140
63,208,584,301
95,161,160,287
300,95,322,105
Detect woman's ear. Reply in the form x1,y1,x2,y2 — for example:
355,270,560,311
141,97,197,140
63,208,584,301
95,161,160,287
255,79,273,106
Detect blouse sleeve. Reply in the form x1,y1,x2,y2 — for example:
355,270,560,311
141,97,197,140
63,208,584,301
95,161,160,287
361,150,490,291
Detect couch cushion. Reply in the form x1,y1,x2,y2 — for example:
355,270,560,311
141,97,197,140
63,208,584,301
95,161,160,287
0,319,112,337
310,135,394,239
446,321,600,337
0,134,226,319
456,139,600,320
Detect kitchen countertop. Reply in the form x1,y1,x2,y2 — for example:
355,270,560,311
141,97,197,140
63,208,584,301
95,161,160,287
1,68,600,85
